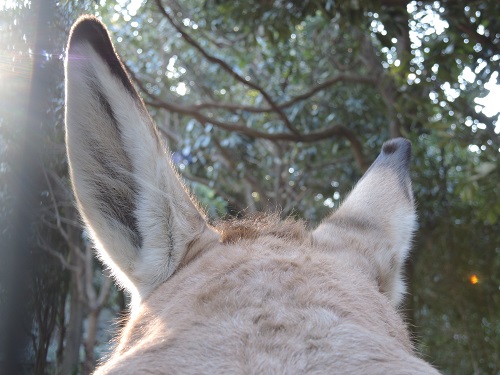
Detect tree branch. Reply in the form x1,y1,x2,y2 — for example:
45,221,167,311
191,74,377,113
455,22,500,57
155,0,300,136
38,241,79,272
125,35,368,170
148,97,367,167
42,164,70,243
129,59,375,117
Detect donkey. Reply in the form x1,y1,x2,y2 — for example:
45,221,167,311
65,15,440,374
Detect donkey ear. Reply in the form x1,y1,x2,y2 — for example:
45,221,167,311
65,16,218,306
313,138,416,306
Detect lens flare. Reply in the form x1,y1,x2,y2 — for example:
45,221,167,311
469,274,479,285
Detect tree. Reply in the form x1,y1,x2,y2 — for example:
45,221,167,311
1,1,119,374
1,0,498,373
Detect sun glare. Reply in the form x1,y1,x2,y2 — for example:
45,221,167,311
0,0,17,11
0,0,30,11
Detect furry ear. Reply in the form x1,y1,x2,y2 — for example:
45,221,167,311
313,138,416,306
65,16,218,307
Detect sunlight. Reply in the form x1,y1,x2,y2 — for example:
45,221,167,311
461,67,476,83
175,82,187,96
0,0,17,10
116,0,143,16
404,2,500,136
110,0,144,21
475,72,500,119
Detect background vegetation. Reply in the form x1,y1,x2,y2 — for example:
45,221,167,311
1,0,498,373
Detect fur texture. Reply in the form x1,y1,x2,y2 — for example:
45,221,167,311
65,15,440,374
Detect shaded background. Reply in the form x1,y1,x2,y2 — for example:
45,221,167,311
0,0,498,374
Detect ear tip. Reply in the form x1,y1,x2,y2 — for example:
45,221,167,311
381,138,412,156
380,137,412,169
68,15,112,53
66,15,138,97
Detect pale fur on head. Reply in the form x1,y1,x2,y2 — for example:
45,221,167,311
65,15,440,374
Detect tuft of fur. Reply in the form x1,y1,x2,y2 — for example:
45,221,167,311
217,213,308,244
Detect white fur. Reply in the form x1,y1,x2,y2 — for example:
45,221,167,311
65,38,216,308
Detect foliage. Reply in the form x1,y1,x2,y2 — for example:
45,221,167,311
1,0,498,373
1,1,120,374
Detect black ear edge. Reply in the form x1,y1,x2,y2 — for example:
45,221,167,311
67,15,137,96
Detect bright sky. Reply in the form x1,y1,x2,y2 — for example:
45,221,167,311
405,2,499,134
0,0,15,10
116,0,143,19
474,72,500,118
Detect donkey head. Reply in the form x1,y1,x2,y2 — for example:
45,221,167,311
65,15,439,375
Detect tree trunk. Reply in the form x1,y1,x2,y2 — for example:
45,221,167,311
59,276,84,375
83,243,113,375
83,308,99,375
59,242,85,375
56,289,67,374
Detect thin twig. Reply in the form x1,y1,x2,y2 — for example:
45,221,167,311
38,241,79,272
190,74,377,113
42,164,70,242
